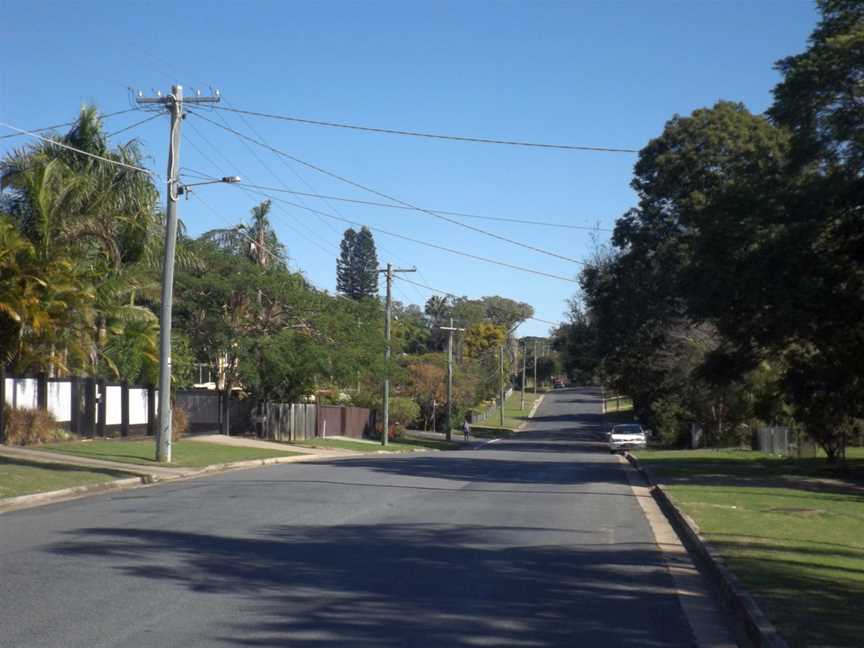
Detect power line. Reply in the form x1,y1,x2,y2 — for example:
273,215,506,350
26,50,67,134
0,121,153,176
191,192,381,312
179,174,611,232
393,275,561,327
207,102,469,303
0,108,141,140
211,105,640,154
188,110,585,265
206,107,347,241
106,112,164,138
181,121,340,259
234,183,579,284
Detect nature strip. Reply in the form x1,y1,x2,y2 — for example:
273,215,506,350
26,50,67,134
625,452,789,648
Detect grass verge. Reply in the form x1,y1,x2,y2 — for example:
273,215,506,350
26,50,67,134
633,448,864,648
603,396,633,413
472,390,542,433
293,437,460,453
40,439,302,468
0,458,125,499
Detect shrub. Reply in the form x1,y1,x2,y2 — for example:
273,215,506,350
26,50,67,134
3,407,67,446
388,397,421,432
172,406,188,442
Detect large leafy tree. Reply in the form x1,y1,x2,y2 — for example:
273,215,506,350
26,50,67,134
336,226,378,300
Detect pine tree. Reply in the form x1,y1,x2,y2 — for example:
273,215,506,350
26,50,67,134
336,226,379,299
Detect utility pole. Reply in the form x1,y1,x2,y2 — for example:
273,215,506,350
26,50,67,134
438,317,465,442
520,341,527,410
533,340,538,395
379,263,416,446
499,345,505,427
136,86,220,462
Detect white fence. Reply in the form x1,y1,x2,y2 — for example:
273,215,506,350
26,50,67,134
2,374,156,439
47,381,72,423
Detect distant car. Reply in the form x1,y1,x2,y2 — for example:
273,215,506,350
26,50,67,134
553,382,564,389
608,423,647,453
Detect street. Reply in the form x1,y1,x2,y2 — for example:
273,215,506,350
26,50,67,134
0,387,728,647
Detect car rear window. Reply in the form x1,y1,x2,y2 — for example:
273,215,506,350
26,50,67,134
613,425,642,433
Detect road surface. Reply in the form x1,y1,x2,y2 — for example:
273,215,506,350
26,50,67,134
0,387,732,647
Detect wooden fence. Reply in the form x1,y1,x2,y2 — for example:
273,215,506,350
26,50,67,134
317,405,375,440
253,402,317,442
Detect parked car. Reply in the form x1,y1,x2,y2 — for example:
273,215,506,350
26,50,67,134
608,423,647,453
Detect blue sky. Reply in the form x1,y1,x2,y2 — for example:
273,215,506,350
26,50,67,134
1,1,818,336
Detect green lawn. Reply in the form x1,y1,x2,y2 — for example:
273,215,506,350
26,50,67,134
0,458,125,499
40,439,302,468
293,437,460,453
604,395,633,413
633,448,864,647
472,390,543,432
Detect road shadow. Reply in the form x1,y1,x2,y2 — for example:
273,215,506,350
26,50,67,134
49,523,694,647
304,454,628,488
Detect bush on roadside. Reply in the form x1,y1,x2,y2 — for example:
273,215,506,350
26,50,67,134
172,406,188,442
3,407,69,446
388,397,420,433
649,397,690,447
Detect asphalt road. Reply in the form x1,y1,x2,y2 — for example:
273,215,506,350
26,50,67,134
0,387,722,647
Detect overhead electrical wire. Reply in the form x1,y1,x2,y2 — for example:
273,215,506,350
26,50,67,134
0,121,153,176
212,101,457,303
106,112,164,138
206,107,347,241
0,107,141,140
211,105,640,154
393,275,561,328
183,124,414,308
189,191,381,312
233,183,579,284
187,110,585,265
180,126,339,259
179,177,612,232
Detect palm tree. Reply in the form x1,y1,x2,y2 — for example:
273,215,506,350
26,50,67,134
202,199,285,267
0,106,161,376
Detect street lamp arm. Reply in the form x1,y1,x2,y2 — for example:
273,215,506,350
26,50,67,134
178,176,241,194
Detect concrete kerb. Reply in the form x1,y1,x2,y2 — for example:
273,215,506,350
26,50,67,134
624,452,789,648
0,476,147,513
0,447,359,514
516,393,545,432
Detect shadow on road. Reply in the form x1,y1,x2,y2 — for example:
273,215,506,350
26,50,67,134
49,523,693,647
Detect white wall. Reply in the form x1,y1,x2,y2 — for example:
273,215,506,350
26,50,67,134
14,379,38,410
47,381,71,422
3,378,12,407
128,388,148,425
105,385,123,426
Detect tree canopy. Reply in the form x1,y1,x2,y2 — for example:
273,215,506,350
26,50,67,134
336,226,379,300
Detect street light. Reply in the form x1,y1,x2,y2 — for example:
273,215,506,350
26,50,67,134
177,176,240,197
156,172,240,463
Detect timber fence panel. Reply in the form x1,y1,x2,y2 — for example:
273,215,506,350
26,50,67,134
176,390,221,432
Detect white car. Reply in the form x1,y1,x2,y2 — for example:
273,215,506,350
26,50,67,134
609,424,647,452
